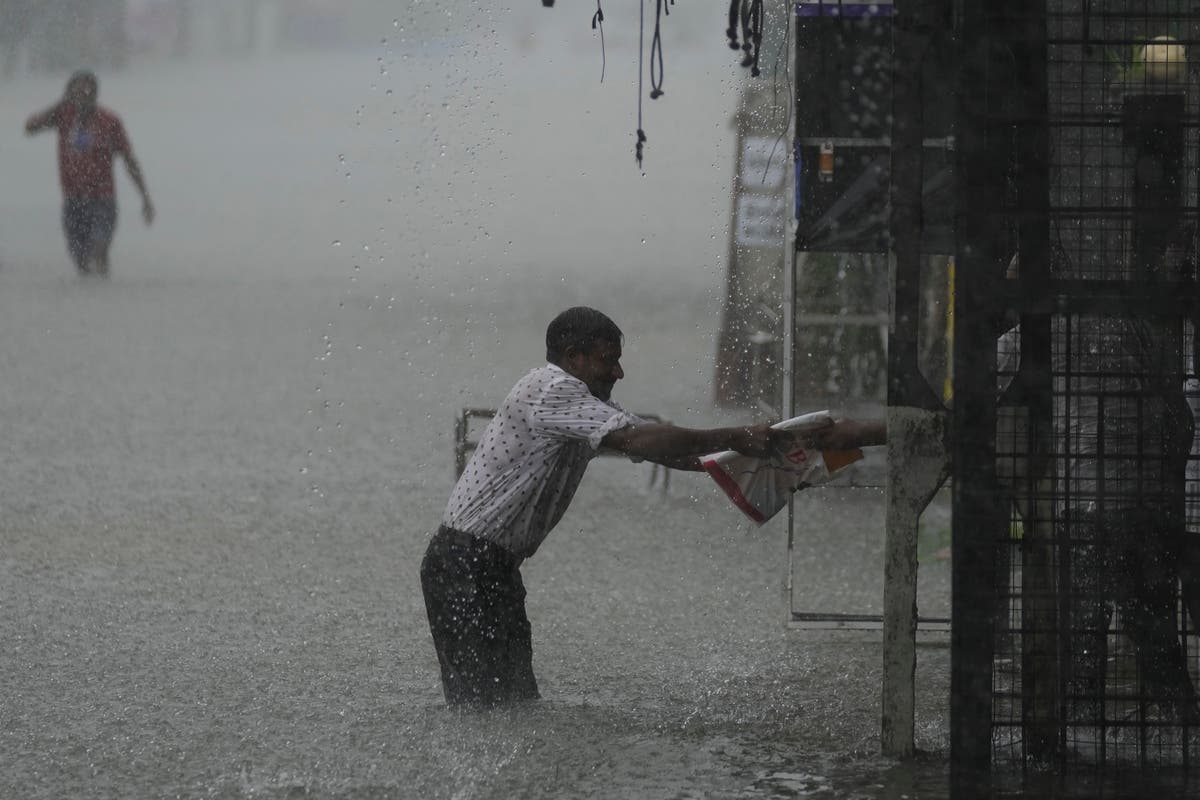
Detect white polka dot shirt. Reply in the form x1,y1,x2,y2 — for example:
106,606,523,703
442,363,642,559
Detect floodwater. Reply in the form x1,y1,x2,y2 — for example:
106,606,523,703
0,13,962,800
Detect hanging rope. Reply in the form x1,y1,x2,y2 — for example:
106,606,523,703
650,0,671,98
749,0,764,76
740,0,754,67
592,0,606,83
636,0,646,167
728,0,765,75
726,0,741,51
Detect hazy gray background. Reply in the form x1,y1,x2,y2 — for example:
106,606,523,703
0,4,950,798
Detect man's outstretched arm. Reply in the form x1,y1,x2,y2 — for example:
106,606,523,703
24,105,59,135
601,422,792,464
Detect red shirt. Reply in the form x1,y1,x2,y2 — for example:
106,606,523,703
54,105,129,198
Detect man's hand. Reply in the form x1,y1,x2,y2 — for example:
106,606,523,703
727,423,780,459
142,198,155,225
24,103,61,135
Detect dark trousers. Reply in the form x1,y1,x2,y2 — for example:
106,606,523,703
62,196,117,273
420,526,539,708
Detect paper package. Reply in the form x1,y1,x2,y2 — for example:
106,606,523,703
700,411,863,524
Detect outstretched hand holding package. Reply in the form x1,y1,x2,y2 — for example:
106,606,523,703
701,411,862,524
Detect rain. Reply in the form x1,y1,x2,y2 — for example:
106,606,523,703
1,2,964,798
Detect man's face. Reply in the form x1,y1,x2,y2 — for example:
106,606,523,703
66,79,97,113
563,339,624,401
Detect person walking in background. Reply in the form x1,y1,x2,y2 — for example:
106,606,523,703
24,69,154,276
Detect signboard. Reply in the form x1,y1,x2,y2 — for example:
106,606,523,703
734,135,789,248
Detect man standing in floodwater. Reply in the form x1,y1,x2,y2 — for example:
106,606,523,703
420,306,886,708
24,69,154,276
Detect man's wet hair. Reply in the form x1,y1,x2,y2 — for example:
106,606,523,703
67,69,98,95
545,307,623,363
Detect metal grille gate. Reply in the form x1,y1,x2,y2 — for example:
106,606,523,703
953,0,1200,784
